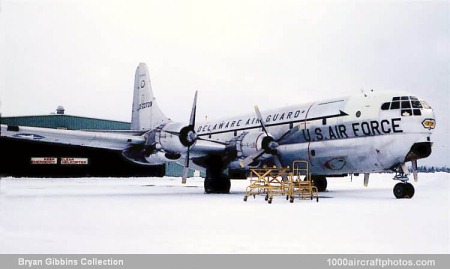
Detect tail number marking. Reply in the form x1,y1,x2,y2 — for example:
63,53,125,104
138,101,152,111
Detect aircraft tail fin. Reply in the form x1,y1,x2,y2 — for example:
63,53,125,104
131,63,170,130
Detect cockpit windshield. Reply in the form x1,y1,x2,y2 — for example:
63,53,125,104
381,96,431,117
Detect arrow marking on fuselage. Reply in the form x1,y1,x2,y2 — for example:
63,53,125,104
197,110,349,136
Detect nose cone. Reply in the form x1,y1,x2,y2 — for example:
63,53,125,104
405,105,435,162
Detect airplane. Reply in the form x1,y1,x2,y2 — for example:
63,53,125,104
0,63,436,198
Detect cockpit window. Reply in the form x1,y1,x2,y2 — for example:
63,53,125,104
411,101,422,108
421,101,431,109
402,109,413,116
401,101,411,108
391,101,400,109
381,96,428,116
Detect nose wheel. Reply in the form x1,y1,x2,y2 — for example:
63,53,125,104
392,164,415,199
393,182,415,199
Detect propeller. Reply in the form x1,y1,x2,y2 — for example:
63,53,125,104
163,91,228,183
181,91,198,184
239,105,297,168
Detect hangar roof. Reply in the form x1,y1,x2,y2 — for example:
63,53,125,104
1,114,130,130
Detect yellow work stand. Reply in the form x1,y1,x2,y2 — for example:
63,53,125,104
243,166,290,204
286,160,319,203
243,161,319,204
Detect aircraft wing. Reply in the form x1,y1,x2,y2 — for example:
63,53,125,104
0,124,145,151
189,139,227,157
80,129,147,136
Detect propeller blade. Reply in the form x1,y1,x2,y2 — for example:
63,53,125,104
273,153,283,168
254,105,269,136
276,124,300,143
272,152,289,181
189,91,198,128
239,149,265,168
182,167,189,184
182,147,190,184
183,91,198,184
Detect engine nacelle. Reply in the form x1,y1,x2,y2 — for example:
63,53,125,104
144,152,174,165
121,123,187,165
239,132,274,157
122,145,173,165
158,122,192,154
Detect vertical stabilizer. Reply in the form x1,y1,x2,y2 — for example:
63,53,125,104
131,63,170,130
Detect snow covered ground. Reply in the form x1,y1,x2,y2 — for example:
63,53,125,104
0,173,448,254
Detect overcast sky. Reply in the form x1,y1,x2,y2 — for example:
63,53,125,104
0,0,448,166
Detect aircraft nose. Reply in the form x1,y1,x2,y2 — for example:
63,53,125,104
420,106,436,132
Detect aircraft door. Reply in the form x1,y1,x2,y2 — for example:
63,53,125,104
304,99,349,173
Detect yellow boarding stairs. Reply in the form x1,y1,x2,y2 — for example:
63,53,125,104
243,160,319,204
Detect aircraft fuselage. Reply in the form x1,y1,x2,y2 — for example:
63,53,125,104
193,91,435,176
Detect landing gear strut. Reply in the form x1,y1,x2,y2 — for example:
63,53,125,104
392,165,415,199
203,155,231,194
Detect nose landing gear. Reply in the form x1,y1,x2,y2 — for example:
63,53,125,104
393,182,415,199
392,163,415,199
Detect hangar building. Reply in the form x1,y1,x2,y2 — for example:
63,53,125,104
0,107,193,177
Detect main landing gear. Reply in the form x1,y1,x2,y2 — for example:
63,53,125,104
392,164,415,199
203,155,231,194
311,175,327,192
204,176,231,194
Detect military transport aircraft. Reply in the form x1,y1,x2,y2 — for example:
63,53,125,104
0,63,436,198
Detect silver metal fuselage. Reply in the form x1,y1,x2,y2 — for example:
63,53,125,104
193,91,435,175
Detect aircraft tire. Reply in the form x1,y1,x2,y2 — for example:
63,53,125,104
204,176,231,194
204,178,214,194
405,183,415,198
312,175,327,192
393,183,407,199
